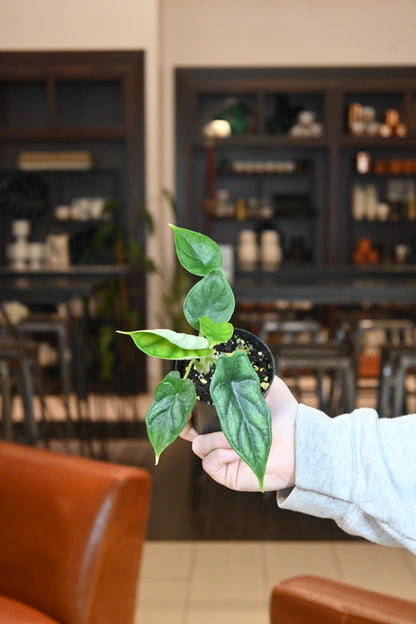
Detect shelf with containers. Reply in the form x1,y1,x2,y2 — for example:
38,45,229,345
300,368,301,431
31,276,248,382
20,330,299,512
0,50,147,393
200,146,326,270
339,80,416,266
176,66,416,286
0,51,145,268
177,68,330,278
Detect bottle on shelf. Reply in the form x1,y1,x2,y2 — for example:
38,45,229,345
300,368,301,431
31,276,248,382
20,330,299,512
235,198,246,221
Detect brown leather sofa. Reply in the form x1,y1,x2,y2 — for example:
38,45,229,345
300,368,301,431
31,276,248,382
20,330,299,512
270,575,416,623
0,440,151,624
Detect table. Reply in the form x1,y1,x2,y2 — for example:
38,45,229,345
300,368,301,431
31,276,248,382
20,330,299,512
0,265,127,299
233,265,416,305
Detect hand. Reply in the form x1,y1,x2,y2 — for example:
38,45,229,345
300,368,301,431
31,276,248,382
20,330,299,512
180,376,298,492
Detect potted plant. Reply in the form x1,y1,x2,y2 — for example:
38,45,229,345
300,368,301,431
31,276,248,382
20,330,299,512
118,225,275,490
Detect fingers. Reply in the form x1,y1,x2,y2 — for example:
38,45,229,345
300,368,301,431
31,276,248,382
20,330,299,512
192,430,231,459
201,447,239,485
179,418,198,442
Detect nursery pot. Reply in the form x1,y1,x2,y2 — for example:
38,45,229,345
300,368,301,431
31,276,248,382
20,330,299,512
175,327,276,435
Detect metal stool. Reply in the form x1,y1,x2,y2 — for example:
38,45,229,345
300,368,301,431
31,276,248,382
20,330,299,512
378,345,416,417
353,318,415,369
0,341,40,444
335,316,416,409
19,317,73,431
258,319,321,344
0,305,49,445
275,342,356,414
260,319,355,414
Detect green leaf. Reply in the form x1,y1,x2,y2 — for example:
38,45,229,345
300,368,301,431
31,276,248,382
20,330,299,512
184,269,235,330
200,316,234,347
117,329,211,359
145,371,196,463
170,224,222,276
210,351,272,491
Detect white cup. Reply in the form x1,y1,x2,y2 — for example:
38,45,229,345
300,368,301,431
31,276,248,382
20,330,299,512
8,241,28,269
55,205,71,220
89,198,106,219
28,242,46,269
12,219,30,240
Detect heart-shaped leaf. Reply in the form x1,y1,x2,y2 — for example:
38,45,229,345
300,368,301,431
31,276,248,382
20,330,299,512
170,224,222,276
200,316,234,347
210,351,272,491
117,329,211,359
184,269,235,330
145,371,196,463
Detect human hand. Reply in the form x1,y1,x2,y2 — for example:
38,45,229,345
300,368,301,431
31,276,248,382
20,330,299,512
180,376,298,492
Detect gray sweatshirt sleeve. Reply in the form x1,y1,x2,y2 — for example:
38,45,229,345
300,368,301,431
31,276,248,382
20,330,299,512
278,404,416,554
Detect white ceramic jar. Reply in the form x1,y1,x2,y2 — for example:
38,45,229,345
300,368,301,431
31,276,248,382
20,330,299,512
237,230,258,271
260,230,282,271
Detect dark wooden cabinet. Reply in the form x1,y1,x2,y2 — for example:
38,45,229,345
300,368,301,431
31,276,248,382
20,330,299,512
0,51,146,393
176,67,416,280
0,51,145,264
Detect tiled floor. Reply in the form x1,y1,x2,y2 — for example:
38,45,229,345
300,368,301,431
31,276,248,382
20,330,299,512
135,541,416,624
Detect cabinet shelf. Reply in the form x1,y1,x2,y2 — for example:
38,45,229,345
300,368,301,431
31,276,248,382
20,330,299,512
0,127,127,141
352,218,416,225
207,212,318,222
217,164,311,176
340,136,416,148
193,135,329,149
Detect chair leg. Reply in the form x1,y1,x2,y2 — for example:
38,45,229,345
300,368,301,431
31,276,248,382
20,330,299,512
0,361,13,441
343,366,356,413
16,358,39,445
377,357,394,418
54,324,73,437
316,370,326,411
393,361,407,418
19,321,74,436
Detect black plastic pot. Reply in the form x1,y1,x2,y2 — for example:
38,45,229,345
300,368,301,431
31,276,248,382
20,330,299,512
175,327,275,435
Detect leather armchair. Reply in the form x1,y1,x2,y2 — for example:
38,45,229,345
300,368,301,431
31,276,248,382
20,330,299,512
270,575,416,623
0,440,151,624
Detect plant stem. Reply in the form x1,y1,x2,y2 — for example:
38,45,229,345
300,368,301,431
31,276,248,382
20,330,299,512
183,358,196,380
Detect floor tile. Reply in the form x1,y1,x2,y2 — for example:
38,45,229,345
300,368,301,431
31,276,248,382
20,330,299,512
333,542,416,600
264,541,339,587
137,579,189,608
189,542,267,604
140,541,194,580
402,549,416,580
135,606,184,624
185,605,269,624
135,541,416,622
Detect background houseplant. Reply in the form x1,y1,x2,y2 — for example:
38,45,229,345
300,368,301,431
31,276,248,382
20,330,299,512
118,225,274,489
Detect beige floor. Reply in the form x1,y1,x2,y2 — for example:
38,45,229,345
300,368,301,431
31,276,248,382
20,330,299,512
135,540,416,624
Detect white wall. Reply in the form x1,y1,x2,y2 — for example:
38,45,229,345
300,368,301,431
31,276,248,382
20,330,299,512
1,0,415,387
160,0,416,194
0,0,165,387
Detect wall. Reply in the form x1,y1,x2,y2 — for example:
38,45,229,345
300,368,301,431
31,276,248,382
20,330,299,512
1,0,415,387
157,0,416,387
0,0,165,387
160,0,416,193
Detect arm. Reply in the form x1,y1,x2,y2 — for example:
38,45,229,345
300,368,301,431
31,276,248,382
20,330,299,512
280,403,416,554
184,376,416,554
